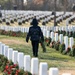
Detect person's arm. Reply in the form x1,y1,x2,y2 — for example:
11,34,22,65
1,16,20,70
39,27,44,42
26,28,31,42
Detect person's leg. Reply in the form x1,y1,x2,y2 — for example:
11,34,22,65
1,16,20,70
31,41,39,57
31,41,35,56
35,41,39,57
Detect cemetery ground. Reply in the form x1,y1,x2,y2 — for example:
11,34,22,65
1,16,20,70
0,35,75,75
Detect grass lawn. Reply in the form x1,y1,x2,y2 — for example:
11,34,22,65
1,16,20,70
0,35,75,74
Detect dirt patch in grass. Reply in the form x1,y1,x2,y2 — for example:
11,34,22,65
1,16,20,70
59,69,75,75
0,39,31,46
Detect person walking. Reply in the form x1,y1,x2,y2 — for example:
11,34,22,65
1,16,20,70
26,17,44,57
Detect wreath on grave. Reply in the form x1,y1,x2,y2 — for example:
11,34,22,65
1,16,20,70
62,46,71,55
0,55,32,75
18,22,22,25
50,41,56,48
59,43,65,53
44,37,52,46
72,45,75,56
10,20,14,23
54,41,60,51
39,39,46,52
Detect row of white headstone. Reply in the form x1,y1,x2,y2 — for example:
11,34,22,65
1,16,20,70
44,31,74,50
1,10,67,19
42,12,71,24
0,25,75,34
66,15,75,26
2,10,72,15
41,26,75,33
0,42,71,75
0,25,74,50
0,26,29,33
56,13,72,24
1,10,53,24
0,10,73,26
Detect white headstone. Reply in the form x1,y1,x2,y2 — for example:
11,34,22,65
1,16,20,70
46,31,50,38
51,32,54,41
31,58,39,75
21,27,23,32
62,27,64,31
25,28,26,33
8,48,13,60
43,29,46,37
24,55,31,72
0,42,2,54
22,28,25,33
39,62,48,75
66,20,69,26
55,33,58,42
54,27,56,32
62,73,71,75
59,27,62,31
17,52,24,69
68,26,71,32
56,26,58,32
49,68,59,75
59,34,63,44
27,27,29,33
64,36,68,50
4,46,9,57
2,44,5,55
72,26,74,32
26,28,29,32
12,51,18,64
69,37,74,50
66,26,68,32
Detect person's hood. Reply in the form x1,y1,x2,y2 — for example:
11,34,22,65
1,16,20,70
31,18,38,26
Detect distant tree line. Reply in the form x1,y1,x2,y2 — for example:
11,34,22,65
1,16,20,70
0,0,75,11
24,0,75,11
0,0,12,9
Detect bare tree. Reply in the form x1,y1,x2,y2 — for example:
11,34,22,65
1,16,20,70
23,0,75,11
59,0,69,13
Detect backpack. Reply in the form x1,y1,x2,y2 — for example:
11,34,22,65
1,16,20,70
30,27,40,41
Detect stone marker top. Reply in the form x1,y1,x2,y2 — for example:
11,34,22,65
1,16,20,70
50,68,58,70
40,62,48,65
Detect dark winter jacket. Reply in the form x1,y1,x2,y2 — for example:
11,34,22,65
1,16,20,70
26,18,44,42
